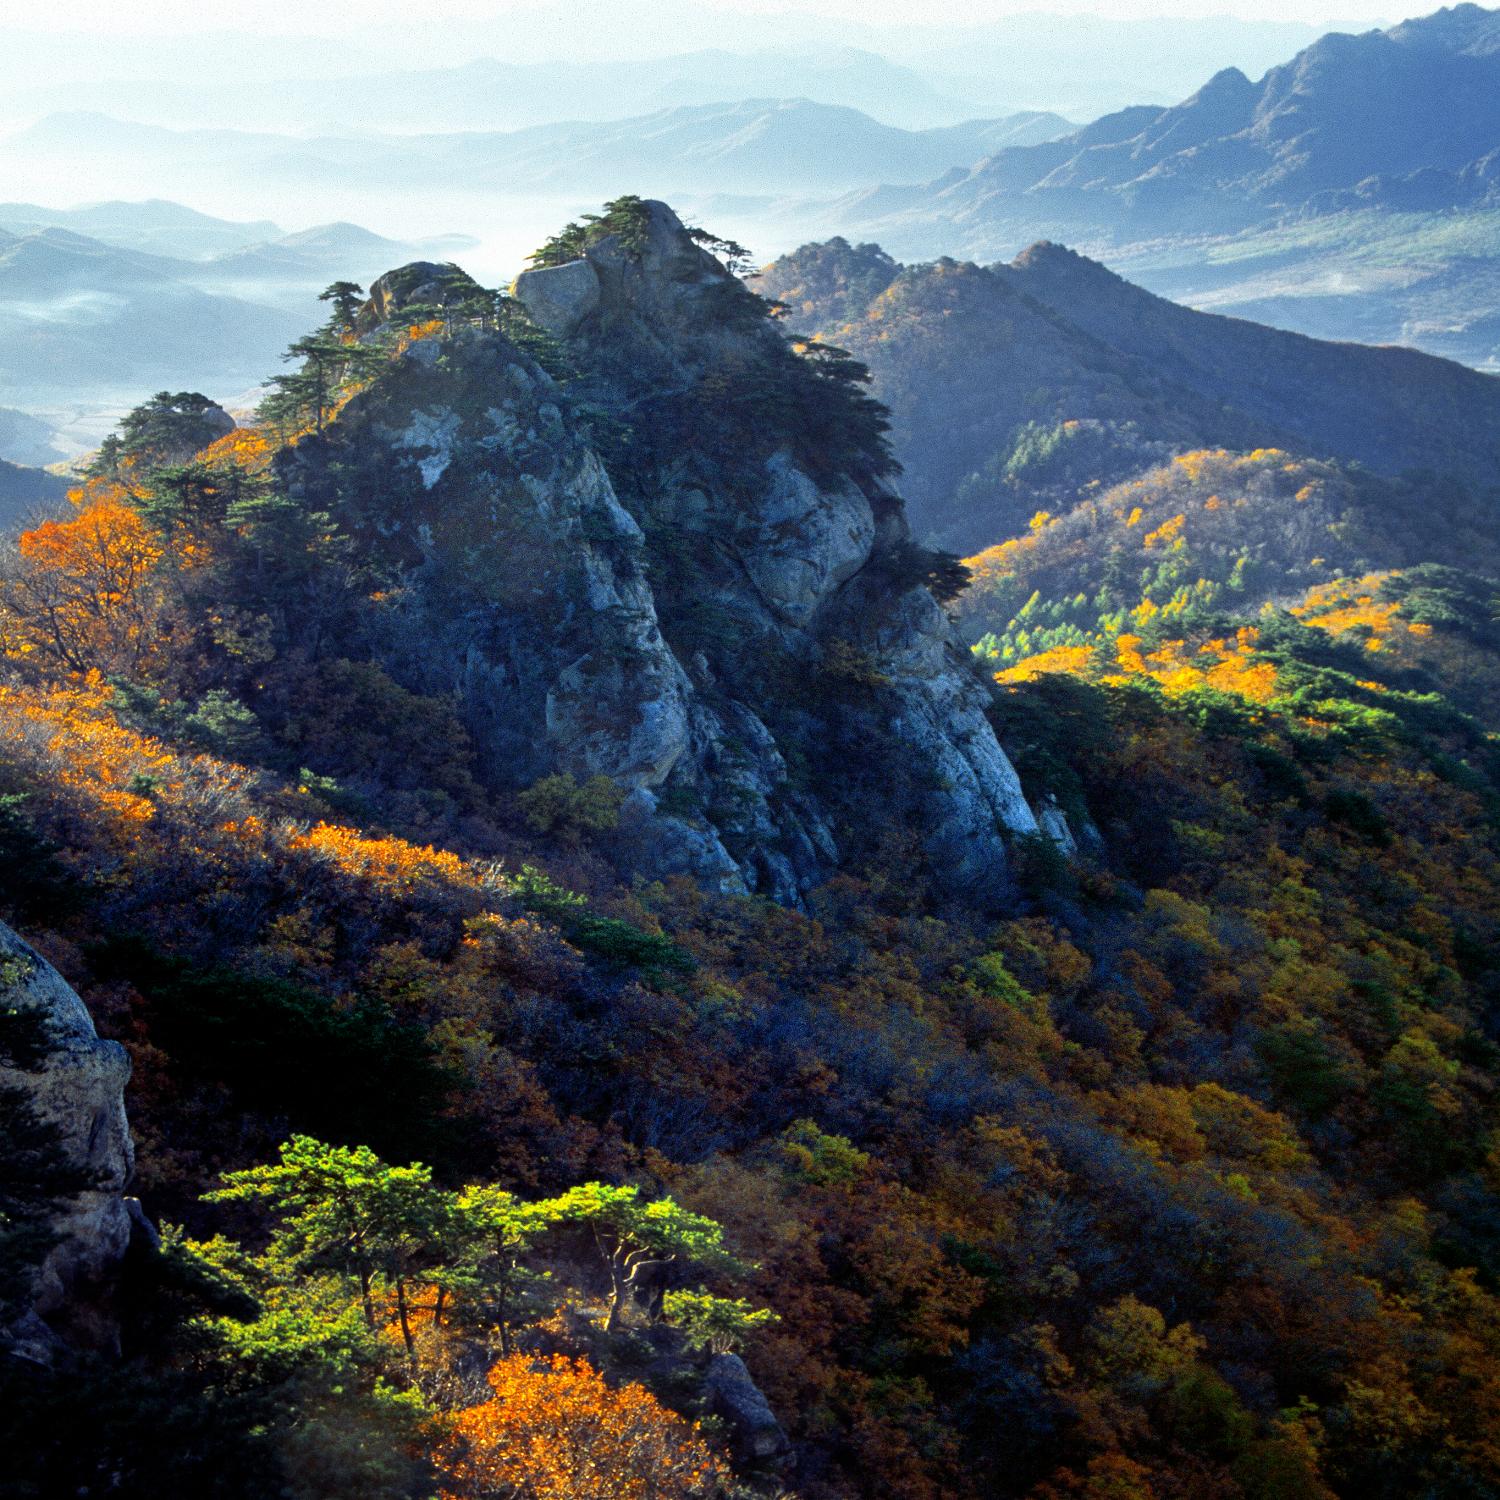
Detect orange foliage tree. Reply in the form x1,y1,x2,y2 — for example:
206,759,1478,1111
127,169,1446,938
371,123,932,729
1,482,166,676
439,1353,724,1500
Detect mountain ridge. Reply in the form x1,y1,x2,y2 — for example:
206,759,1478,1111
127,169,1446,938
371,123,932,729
780,5,1500,368
757,233,1500,552
8,99,1073,201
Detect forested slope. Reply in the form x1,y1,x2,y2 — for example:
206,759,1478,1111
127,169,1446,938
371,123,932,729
756,237,1500,554
3,199,1500,1500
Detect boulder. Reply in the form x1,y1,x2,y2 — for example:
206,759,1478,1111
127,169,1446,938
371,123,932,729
512,258,601,338
705,1352,791,1463
197,402,237,445
361,260,489,333
0,921,135,1358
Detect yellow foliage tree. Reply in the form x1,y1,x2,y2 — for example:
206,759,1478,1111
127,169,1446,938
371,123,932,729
1,483,165,676
439,1353,724,1500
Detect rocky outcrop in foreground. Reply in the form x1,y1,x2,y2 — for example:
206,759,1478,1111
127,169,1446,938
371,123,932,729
0,922,136,1361
287,202,1044,905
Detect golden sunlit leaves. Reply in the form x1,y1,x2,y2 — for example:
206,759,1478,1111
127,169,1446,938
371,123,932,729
440,1353,724,1500
199,424,277,474
288,822,484,895
996,643,1095,683
4,485,166,676
1292,573,1415,650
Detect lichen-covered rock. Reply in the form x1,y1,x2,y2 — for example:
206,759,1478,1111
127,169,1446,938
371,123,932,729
1033,795,1080,855
616,788,746,895
196,402,237,447
361,261,466,330
834,579,1039,894
734,452,876,629
0,922,134,1359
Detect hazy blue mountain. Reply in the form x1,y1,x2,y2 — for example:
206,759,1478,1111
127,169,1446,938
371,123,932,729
0,406,65,466
267,47,977,133
0,199,282,256
0,16,1334,130
826,5,1500,247
907,15,1327,119
0,227,304,402
0,457,69,532
0,209,481,434
10,112,296,166
450,100,1070,194
1104,207,1500,373
0,199,471,281
1,46,973,133
198,222,466,285
0,226,195,290
8,100,1072,202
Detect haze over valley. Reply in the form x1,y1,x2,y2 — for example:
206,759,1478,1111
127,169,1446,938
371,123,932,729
6,3,1499,463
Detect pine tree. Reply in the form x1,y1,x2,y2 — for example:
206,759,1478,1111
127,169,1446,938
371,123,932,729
318,281,366,334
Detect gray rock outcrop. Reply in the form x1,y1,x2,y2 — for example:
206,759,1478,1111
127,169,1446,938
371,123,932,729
512,257,601,338
361,261,465,331
0,922,134,1360
295,202,1043,906
1033,795,1080,855
706,1352,791,1462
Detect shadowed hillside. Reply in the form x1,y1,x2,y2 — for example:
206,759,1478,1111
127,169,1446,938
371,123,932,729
756,235,1500,552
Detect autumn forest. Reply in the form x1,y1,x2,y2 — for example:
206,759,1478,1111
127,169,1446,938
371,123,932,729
3,175,1500,1500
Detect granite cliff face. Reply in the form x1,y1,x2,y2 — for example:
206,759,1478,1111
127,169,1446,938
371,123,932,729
0,921,136,1361
284,201,1041,903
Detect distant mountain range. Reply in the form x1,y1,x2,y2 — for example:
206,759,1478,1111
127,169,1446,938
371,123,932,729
199,222,478,286
0,21,1329,134
0,199,281,257
757,236,1500,554
8,100,1072,203
778,4,1500,370
0,228,304,402
825,6,1500,244
228,47,975,133
2,47,972,134
0,405,66,466
0,212,463,416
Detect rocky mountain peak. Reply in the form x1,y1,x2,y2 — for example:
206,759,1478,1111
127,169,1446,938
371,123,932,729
1389,2,1500,54
746,236,901,332
512,199,728,342
1006,241,1128,297
297,202,1049,904
1161,65,1258,143
1194,64,1255,97
360,260,484,331
1009,239,1081,270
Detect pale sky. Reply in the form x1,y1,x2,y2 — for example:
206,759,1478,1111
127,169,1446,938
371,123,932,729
1,0,1401,32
